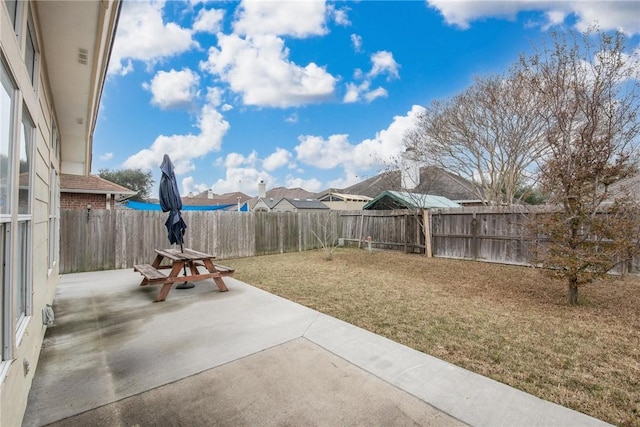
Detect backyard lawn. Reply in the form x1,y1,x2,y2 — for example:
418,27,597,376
226,247,640,427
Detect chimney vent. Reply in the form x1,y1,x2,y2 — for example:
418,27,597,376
258,179,266,198
401,148,420,191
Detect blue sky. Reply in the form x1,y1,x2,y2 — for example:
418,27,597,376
92,0,640,197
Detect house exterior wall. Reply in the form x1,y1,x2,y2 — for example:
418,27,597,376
322,200,368,210
271,199,296,212
0,3,61,425
0,0,121,424
253,198,274,212
61,193,112,210
272,199,329,213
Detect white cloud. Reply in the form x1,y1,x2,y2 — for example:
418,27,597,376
212,168,276,196
108,0,198,75
427,0,640,35
343,80,387,104
351,34,363,52
224,151,258,168
542,10,567,31
295,105,426,176
123,103,230,174
364,87,388,102
285,175,323,192
263,148,293,171
571,2,640,35
193,7,225,33
200,33,337,107
143,68,200,109
343,83,360,103
181,176,210,196
331,6,351,26
285,112,298,123
295,134,353,169
344,51,399,103
99,152,114,161
205,87,224,107
233,0,328,37
369,51,400,79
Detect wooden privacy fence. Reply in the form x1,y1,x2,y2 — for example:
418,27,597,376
430,206,640,275
431,207,533,265
61,209,346,273
339,210,426,253
60,207,640,274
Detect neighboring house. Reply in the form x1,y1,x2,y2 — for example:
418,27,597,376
248,180,317,211
271,198,329,212
601,174,640,203
271,198,330,213
342,166,484,206
0,1,121,425
60,173,136,210
182,189,251,210
253,197,279,212
363,191,461,210
315,190,371,210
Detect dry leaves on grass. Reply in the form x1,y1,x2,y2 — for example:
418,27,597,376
226,248,640,426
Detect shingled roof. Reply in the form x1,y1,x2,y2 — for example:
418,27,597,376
283,198,329,210
60,174,136,197
602,174,640,202
340,166,482,202
363,191,461,210
182,190,251,206
248,187,317,209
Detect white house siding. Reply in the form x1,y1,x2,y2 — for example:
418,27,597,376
0,3,56,425
253,198,277,212
272,199,296,212
0,1,119,425
322,200,368,210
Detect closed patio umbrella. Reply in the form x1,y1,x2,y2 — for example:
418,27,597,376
159,154,192,289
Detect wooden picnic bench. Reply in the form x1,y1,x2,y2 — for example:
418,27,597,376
134,248,234,302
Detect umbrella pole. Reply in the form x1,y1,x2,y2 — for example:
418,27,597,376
176,234,194,289
180,242,187,273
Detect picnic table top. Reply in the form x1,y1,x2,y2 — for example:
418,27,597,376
155,248,216,261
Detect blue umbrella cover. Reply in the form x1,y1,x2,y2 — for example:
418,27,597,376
159,154,192,289
159,154,187,247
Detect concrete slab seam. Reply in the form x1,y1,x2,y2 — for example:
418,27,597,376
300,317,468,426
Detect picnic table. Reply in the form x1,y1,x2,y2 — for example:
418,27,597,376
133,248,234,302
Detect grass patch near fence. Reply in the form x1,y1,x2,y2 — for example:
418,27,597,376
225,247,640,426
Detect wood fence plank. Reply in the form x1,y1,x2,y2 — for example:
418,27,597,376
60,208,640,275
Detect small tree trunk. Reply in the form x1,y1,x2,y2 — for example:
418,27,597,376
568,277,579,305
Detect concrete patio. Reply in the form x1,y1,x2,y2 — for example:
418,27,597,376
23,269,610,426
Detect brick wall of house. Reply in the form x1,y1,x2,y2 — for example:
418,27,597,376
61,193,113,210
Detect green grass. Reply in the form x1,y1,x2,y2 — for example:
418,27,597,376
226,248,640,426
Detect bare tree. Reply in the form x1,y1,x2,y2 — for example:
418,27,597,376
522,29,640,305
406,69,547,205
310,212,339,260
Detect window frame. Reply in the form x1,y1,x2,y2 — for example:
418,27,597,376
0,57,18,362
4,0,22,36
48,165,59,272
24,8,39,90
15,105,34,335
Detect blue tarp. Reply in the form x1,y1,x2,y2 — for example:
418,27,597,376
126,200,237,211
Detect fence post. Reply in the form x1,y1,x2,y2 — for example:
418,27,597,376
403,213,408,253
423,209,432,257
471,212,478,261
357,212,364,248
